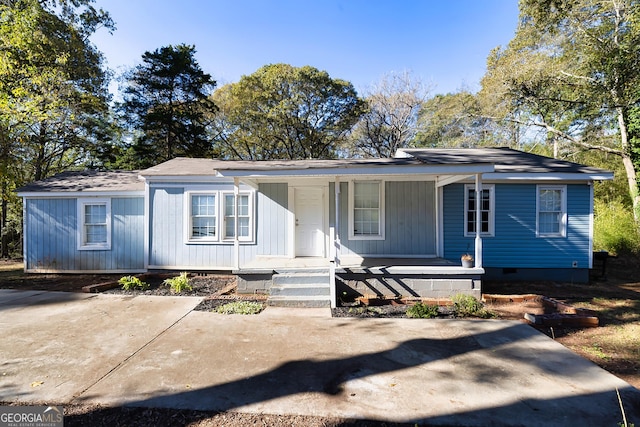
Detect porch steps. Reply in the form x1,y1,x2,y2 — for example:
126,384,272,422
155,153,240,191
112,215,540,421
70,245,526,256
267,271,332,308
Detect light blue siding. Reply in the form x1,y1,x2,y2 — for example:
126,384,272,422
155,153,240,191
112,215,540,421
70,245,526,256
443,184,592,268
335,181,436,256
148,185,257,269
257,183,288,256
25,197,144,271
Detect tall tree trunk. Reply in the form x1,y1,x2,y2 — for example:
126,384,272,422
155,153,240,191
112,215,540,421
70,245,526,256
1,179,8,259
617,107,640,221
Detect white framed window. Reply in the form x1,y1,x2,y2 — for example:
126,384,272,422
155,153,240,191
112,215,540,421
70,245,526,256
77,198,111,250
187,192,218,242
185,190,255,244
349,180,385,240
222,193,253,241
537,185,566,237
464,184,494,237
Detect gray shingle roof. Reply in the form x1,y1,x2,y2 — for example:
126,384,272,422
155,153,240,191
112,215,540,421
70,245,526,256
17,170,144,193
139,156,427,176
17,148,613,195
400,147,610,174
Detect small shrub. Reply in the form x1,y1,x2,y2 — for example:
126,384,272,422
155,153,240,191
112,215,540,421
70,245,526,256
407,302,440,318
118,275,149,291
163,272,192,293
215,301,264,315
451,293,495,318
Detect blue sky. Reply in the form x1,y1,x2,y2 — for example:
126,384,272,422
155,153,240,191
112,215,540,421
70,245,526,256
90,1,520,96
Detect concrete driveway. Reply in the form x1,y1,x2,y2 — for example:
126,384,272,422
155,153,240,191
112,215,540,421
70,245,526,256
0,290,638,426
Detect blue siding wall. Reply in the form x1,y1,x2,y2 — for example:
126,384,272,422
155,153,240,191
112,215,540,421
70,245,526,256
336,181,436,256
257,183,288,256
25,197,144,271
148,185,257,269
443,183,592,269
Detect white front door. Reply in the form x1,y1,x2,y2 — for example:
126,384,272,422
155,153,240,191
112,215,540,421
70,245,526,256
294,187,324,257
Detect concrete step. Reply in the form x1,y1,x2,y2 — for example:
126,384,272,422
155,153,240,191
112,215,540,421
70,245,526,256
267,295,331,308
272,272,331,286
269,283,331,297
268,271,332,308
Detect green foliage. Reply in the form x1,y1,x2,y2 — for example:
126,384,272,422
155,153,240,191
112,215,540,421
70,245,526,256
451,294,495,318
406,302,440,319
212,63,365,160
594,199,640,255
163,272,192,293
215,301,264,315
120,44,217,168
118,275,150,291
479,0,640,215
0,0,114,256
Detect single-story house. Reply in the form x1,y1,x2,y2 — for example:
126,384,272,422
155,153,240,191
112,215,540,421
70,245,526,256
18,148,613,307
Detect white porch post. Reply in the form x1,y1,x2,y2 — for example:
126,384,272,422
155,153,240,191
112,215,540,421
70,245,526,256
474,173,483,268
329,177,341,309
233,177,240,270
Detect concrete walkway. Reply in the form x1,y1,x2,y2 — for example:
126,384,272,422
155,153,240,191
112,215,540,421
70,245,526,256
0,290,638,426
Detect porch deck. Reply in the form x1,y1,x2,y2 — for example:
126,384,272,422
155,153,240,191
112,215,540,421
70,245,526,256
239,256,484,275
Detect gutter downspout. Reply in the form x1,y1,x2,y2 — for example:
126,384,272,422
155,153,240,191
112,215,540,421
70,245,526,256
474,174,483,268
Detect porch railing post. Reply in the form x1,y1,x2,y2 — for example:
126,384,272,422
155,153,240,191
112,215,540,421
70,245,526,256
330,177,341,309
474,173,483,268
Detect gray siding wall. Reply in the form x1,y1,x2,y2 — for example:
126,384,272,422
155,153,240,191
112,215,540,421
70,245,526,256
335,181,436,256
257,183,288,256
443,183,592,269
25,197,144,271
149,185,257,269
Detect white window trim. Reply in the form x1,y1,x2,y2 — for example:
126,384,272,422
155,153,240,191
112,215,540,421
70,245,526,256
464,184,495,237
77,198,111,250
185,191,219,243
348,180,385,241
536,185,567,238
221,191,254,242
185,190,255,244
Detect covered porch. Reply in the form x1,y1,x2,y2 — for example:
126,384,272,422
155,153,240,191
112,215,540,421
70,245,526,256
218,157,492,307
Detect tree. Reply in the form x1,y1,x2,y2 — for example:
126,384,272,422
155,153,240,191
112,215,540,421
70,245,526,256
211,64,365,160
415,91,500,148
479,0,640,219
348,71,428,158
0,0,113,257
120,44,217,168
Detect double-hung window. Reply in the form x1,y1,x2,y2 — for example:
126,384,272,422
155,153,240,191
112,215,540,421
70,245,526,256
190,194,217,240
349,180,385,240
537,186,566,237
464,184,494,237
223,193,252,241
186,190,254,243
78,198,111,250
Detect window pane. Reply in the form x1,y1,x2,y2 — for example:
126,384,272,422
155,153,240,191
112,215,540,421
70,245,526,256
85,204,106,225
466,187,491,235
84,203,107,245
239,217,250,237
225,217,235,237
224,195,234,216
85,224,106,243
353,182,380,236
538,188,562,235
192,217,216,237
238,195,249,216
539,212,559,234
191,195,216,238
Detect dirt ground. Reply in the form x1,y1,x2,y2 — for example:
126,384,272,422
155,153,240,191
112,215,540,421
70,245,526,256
1,257,639,426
